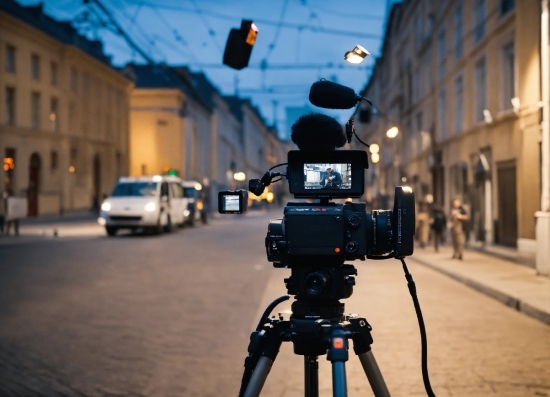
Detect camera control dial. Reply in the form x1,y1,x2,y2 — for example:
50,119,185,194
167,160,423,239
346,240,359,253
347,214,361,227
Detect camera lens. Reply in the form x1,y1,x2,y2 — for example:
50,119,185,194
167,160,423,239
304,270,330,296
366,210,394,256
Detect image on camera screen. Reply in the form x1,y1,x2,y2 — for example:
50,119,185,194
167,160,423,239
303,163,351,190
223,195,241,211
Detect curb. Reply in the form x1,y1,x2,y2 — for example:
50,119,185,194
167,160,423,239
409,256,550,326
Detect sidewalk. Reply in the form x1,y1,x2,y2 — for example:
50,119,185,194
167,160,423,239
409,243,550,325
0,211,102,242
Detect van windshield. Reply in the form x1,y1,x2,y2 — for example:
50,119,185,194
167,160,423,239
111,182,158,197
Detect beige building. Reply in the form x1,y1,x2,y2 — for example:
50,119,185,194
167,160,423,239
0,1,131,216
356,0,541,258
126,62,286,211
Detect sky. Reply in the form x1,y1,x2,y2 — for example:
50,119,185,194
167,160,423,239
20,0,393,137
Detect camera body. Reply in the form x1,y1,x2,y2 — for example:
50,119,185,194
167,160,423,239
266,202,368,264
218,149,415,302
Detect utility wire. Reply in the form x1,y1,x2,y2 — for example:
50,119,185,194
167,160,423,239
263,0,289,62
189,0,223,53
121,0,381,40
149,6,202,66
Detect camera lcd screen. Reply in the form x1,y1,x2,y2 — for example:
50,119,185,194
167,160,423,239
288,150,368,198
304,163,351,190
222,195,241,211
218,190,248,214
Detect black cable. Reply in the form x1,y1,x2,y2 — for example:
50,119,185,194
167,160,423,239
269,162,287,171
400,258,436,397
255,295,289,331
353,132,370,148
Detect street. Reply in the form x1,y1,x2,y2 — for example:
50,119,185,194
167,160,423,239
0,211,549,397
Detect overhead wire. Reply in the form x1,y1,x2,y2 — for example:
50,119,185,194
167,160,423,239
148,6,203,66
263,0,289,62
189,0,224,53
120,0,381,40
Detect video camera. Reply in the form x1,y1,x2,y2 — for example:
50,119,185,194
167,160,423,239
218,80,415,304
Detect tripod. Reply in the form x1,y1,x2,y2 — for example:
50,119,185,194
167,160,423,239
238,297,391,397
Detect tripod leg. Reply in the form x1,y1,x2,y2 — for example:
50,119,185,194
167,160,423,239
331,361,348,397
357,351,391,397
243,356,274,397
327,326,348,397
304,356,319,397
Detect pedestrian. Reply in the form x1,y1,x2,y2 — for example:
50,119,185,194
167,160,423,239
449,198,468,260
430,205,446,252
2,187,20,236
416,203,430,248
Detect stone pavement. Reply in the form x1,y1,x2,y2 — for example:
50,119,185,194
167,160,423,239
409,243,550,325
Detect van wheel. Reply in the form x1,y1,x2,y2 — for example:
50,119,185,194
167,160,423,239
164,215,172,233
106,227,118,236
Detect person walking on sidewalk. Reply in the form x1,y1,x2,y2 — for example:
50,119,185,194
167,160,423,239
430,205,446,252
416,203,430,248
450,198,468,260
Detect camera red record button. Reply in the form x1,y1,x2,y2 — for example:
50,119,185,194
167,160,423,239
335,247,341,253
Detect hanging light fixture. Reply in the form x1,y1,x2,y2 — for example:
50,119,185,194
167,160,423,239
344,45,370,64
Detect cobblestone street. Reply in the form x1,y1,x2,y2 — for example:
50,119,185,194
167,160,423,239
0,210,549,396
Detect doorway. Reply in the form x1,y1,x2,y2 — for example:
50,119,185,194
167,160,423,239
93,154,101,211
497,160,518,247
28,153,41,217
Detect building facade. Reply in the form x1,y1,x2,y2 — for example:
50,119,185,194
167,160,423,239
356,0,541,258
127,65,286,213
0,0,131,216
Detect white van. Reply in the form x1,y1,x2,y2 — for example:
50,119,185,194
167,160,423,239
98,175,187,236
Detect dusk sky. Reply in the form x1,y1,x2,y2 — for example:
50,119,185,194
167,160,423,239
19,0,393,136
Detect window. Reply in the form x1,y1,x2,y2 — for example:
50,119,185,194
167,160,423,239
5,87,15,125
31,92,41,129
70,148,77,174
69,101,76,132
170,183,183,198
474,59,487,122
5,45,16,73
50,151,58,170
71,68,78,93
437,30,446,80
474,0,486,43
413,68,421,102
50,97,58,132
454,76,464,133
31,54,40,80
414,2,424,46
50,62,58,86
500,0,514,16
453,2,463,58
501,43,515,110
437,89,447,141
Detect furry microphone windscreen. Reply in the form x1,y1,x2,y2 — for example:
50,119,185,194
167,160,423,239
291,113,346,152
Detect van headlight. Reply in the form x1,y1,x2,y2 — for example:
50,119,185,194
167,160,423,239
144,202,156,212
101,202,111,212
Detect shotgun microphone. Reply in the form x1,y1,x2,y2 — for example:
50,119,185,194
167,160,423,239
309,79,359,109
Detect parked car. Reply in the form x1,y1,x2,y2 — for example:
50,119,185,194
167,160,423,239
182,181,207,226
98,175,187,236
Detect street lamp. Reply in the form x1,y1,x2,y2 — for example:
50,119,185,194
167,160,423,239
234,172,246,181
344,45,370,64
369,143,380,164
386,126,399,138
